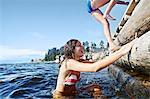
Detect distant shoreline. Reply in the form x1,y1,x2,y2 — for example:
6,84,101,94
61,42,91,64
0,61,58,65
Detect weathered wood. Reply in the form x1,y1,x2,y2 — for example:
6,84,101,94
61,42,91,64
114,31,150,75
108,65,150,98
126,0,139,15
114,0,150,45
124,14,130,21
116,0,139,33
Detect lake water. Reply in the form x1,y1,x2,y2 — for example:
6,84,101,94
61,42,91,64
0,63,129,99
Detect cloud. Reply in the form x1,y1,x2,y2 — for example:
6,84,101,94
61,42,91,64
0,45,46,61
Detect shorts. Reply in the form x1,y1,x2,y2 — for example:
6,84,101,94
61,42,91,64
87,0,99,13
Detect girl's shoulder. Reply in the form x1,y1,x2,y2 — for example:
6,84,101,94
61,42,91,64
60,59,75,68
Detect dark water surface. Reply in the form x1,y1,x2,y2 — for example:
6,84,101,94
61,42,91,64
0,63,129,99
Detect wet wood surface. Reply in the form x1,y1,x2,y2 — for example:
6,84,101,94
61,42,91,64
108,65,150,98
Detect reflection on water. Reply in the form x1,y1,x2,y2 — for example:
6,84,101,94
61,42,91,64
0,63,129,98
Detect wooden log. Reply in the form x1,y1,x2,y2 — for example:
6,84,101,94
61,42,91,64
114,31,150,75
114,0,150,45
126,0,139,16
108,65,150,98
116,0,139,33
123,14,130,21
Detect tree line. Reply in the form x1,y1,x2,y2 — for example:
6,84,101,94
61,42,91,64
44,40,106,61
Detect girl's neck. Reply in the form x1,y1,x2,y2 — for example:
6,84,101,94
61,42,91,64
75,56,80,61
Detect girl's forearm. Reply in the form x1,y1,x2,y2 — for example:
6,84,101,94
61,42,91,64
94,50,123,72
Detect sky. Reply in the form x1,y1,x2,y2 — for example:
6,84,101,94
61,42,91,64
0,0,128,63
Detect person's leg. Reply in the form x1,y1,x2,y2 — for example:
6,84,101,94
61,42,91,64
103,0,116,20
88,0,120,51
91,10,120,51
103,0,129,20
91,0,110,9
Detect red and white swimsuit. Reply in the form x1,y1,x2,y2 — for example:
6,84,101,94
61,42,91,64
64,71,80,85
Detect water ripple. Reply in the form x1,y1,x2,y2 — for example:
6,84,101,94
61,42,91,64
0,63,128,98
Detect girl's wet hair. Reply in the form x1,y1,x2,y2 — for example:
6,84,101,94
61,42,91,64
64,39,80,59
59,39,80,68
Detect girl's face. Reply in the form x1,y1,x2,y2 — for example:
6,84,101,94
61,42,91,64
74,41,84,58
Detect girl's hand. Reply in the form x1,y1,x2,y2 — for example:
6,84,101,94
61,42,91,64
119,38,138,55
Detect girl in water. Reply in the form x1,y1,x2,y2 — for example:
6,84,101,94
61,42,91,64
87,0,129,51
53,38,137,98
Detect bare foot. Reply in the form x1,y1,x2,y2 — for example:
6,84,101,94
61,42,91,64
116,1,129,5
103,14,116,20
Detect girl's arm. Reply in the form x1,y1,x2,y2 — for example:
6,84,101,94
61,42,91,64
67,50,122,72
66,39,137,72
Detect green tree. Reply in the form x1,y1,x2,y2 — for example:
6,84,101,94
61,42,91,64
91,42,97,52
99,40,104,50
83,41,89,52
